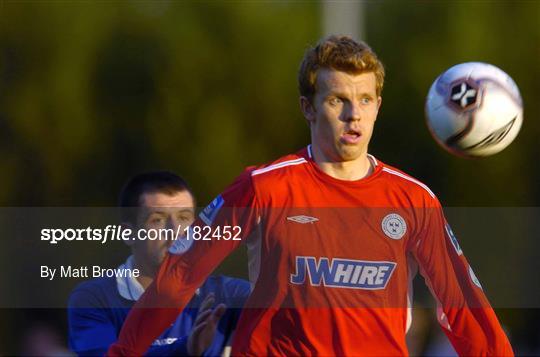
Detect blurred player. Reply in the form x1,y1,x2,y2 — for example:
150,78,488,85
68,171,250,356
109,37,513,356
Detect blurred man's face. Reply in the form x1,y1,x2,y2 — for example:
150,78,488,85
302,69,382,162
134,190,195,269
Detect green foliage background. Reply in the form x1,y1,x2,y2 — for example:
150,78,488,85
1,1,539,206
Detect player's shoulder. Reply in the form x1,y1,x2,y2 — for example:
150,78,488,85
377,159,439,204
249,147,309,180
68,277,117,308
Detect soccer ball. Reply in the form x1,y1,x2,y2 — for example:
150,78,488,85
425,62,523,157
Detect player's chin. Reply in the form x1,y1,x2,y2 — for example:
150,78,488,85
335,144,363,161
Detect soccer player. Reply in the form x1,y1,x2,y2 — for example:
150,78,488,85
68,171,250,356
109,37,513,356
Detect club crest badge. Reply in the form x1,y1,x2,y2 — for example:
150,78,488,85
382,213,407,240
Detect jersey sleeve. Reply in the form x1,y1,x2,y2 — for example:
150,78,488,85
68,287,192,356
411,198,513,356
108,169,260,356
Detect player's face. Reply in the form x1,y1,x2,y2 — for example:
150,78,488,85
135,191,195,269
302,69,382,162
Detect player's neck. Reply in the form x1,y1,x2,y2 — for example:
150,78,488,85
312,147,373,181
131,256,156,290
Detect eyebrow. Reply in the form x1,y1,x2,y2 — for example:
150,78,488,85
145,208,194,219
325,92,375,99
146,210,167,216
176,209,195,214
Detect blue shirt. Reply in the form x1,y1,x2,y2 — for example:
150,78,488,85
68,259,250,356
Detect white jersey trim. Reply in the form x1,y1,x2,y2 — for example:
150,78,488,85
367,154,378,167
382,167,436,198
308,145,378,168
251,158,307,176
116,255,144,301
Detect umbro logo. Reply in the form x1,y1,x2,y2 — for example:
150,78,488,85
286,215,319,224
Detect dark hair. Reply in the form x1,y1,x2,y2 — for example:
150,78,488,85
118,171,194,223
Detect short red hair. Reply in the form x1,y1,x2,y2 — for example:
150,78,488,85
298,35,385,102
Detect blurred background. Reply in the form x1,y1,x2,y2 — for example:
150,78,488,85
0,0,539,355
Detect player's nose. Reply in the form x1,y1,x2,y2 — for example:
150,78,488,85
344,102,362,122
165,217,178,240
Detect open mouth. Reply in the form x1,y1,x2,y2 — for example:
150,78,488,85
340,129,361,144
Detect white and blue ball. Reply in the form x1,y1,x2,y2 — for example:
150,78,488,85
425,62,523,157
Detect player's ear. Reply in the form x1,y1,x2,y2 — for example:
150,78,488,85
375,96,382,118
121,222,135,248
300,96,316,124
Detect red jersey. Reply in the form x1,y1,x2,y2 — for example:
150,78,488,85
109,146,513,356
